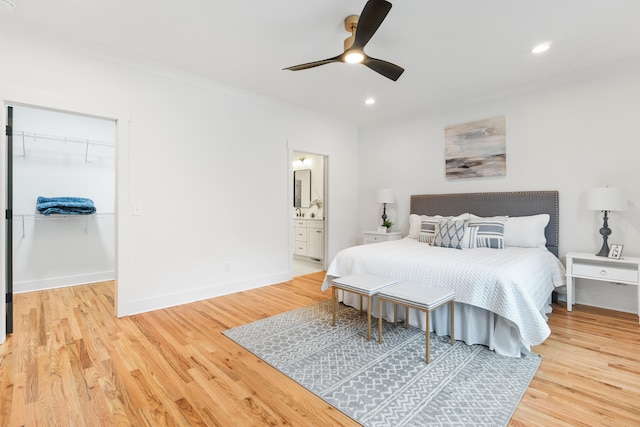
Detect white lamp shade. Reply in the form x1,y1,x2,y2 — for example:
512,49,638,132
376,188,395,204
587,186,628,211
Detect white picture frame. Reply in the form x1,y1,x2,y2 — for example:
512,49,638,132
608,244,623,259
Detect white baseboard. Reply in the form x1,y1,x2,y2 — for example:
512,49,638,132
15,271,116,294
121,272,292,317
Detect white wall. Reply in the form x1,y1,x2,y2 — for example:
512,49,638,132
0,32,360,342
11,105,115,292
359,56,640,314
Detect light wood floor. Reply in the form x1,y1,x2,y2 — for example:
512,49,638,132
1,274,639,426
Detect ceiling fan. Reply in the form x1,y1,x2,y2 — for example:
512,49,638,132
283,0,404,81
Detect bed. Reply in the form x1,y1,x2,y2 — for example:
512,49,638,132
322,191,566,357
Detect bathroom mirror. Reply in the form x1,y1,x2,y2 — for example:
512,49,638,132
293,169,311,208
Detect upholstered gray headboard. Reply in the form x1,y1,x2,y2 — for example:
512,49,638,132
410,191,559,257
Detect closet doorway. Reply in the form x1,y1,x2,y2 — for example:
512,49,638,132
5,104,116,332
292,151,326,277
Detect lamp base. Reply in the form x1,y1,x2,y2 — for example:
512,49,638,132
595,210,611,257
595,243,610,257
381,202,387,224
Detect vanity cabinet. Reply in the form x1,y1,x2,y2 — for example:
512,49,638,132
294,219,324,261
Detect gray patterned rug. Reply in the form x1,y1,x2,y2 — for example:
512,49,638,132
223,300,540,427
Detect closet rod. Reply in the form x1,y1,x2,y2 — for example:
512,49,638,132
15,130,114,163
14,130,114,147
15,130,114,155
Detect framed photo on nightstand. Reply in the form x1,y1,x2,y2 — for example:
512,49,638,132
608,244,623,259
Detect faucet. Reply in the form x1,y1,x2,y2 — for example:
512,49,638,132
295,208,301,217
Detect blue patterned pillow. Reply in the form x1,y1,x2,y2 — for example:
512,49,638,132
432,219,469,249
468,215,508,249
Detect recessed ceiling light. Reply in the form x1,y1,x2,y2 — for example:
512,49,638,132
532,43,551,54
365,98,376,105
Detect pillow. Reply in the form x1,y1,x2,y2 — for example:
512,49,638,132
408,214,425,239
432,218,469,249
468,215,508,249
461,226,479,249
504,214,549,248
418,216,444,244
409,213,469,243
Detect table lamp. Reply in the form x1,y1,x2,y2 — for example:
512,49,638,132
376,188,395,224
587,186,627,256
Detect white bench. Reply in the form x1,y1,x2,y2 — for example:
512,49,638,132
377,282,455,363
331,274,398,341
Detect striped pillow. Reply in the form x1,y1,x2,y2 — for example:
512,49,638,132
432,219,469,249
418,217,443,244
468,215,508,249
412,213,469,244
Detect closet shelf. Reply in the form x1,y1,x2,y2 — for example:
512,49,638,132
13,130,115,162
14,212,114,237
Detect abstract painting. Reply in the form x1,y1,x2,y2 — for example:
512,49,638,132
445,116,506,179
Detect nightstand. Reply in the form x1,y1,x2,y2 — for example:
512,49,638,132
363,231,402,244
565,251,640,322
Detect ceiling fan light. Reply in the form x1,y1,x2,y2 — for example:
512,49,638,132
344,50,364,64
532,43,551,54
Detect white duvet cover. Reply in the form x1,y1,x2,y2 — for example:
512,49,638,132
322,238,566,353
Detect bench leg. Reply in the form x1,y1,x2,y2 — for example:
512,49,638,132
367,296,372,341
426,310,430,363
378,298,383,344
449,300,455,345
393,303,397,327
332,287,336,326
405,306,409,329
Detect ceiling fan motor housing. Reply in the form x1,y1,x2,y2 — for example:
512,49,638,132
343,15,359,51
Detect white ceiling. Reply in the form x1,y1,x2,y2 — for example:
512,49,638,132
2,0,640,124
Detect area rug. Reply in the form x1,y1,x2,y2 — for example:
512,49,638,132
222,300,540,427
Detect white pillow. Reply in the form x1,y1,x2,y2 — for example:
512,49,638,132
408,214,424,239
504,214,549,248
461,225,478,249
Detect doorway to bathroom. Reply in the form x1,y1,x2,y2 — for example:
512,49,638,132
292,151,326,277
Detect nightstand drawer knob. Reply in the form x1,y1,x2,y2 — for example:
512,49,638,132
600,270,607,276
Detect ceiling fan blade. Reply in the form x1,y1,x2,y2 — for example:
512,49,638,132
351,0,392,50
284,55,343,71
362,56,404,81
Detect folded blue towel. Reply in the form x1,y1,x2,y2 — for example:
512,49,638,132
36,196,96,216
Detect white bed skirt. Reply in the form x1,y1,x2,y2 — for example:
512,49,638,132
340,291,550,357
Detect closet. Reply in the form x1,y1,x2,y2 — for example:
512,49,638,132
10,105,116,293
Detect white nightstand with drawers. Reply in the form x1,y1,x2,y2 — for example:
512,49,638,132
565,251,640,322
363,231,402,245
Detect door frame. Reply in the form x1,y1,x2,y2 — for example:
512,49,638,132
4,105,13,334
1,99,126,343
289,148,328,276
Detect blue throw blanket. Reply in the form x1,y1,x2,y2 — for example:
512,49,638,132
36,196,96,216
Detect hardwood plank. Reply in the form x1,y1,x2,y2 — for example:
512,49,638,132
1,274,639,426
